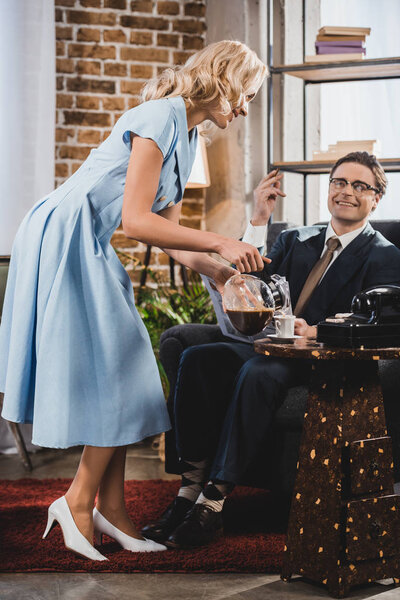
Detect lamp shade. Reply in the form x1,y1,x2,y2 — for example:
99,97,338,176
186,135,210,189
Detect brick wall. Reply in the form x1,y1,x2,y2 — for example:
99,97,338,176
55,0,207,285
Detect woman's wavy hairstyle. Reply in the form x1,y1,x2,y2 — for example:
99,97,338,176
141,40,268,114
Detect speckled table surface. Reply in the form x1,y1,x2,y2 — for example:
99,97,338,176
254,338,400,361
254,338,400,598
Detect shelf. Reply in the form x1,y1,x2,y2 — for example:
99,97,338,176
272,158,400,175
271,57,400,83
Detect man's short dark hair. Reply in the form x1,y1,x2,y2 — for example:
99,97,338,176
330,152,387,195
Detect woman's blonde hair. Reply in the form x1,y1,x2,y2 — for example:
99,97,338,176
141,40,268,113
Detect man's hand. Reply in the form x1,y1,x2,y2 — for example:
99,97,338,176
294,318,317,338
251,170,286,226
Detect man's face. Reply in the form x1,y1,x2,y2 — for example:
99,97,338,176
328,162,381,228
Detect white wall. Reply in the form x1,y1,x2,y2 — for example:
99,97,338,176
319,0,400,221
0,0,55,255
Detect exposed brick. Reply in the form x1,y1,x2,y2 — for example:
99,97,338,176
55,163,70,178
157,252,171,266
120,16,168,30
55,0,75,5
78,129,102,144
76,60,101,75
157,33,179,48
181,202,203,217
55,8,63,22
56,25,73,40
104,62,127,76
130,0,153,11
182,34,203,50
57,76,65,90
102,129,112,141
76,95,100,109
157,1,179,14
127,96,141,109
113,111,123,124
56,41,66,56
79,0,102,6
68,43,116,59
56,94,74,108
103,29,127,43
120,47,169,62
173,50,193,65
77,27,101,42
111,232,139,248
130,64,153,78
104,0,127,8
120,80,145,94
59,145,92,160
130,31,153,45
180,217,201,229
173,19,206,34
67,78,116,94
72,163,82,173
184,2,206,17
56,58,75,73
102,97,125,110
64,111,111,126
56,127,75,142
67,10,116,26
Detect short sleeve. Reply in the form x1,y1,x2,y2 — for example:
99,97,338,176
121,99,177,158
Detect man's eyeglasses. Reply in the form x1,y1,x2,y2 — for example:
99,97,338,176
329,178,380,195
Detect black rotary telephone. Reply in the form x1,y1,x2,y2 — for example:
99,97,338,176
317,285,400,348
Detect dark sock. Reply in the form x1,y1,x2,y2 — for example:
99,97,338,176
177,459,208,503
196,479,235,512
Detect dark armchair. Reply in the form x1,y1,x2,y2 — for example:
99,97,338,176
160,221,400,496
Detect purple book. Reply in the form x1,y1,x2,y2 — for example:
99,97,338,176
316,45,366,55
316,41,364,48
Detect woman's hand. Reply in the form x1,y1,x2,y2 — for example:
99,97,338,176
294,318,317,338
212,265,238,296
215,238,271,273
251,170,286,226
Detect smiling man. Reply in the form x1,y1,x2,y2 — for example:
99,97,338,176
143,152,400,550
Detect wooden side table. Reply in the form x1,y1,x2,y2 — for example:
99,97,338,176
254,338,400,598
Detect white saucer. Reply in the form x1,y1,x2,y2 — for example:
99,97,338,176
267,334,302,343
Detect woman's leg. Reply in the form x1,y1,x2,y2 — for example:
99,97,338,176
64,445,117,542
96,445,143,539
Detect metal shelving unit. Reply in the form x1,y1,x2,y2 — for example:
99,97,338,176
266,0,400,224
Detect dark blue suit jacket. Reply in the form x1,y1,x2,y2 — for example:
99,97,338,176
259,223,400,325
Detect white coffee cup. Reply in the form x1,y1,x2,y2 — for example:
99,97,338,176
274,314,296,338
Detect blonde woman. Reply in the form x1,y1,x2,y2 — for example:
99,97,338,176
0,41,273,560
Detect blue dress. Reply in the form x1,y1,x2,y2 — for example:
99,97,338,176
0,96,198,448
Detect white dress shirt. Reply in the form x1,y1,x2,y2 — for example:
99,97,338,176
320,221,367,281
241,219,367,280
242,221,267,247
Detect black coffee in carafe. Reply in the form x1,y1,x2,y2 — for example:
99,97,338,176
226,307,274,335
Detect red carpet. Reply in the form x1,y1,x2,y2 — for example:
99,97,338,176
0,479,286,573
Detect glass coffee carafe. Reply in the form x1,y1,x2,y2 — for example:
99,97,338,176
223,274,276,335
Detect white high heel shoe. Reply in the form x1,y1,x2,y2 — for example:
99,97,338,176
93,507,167,552
43,496,108,561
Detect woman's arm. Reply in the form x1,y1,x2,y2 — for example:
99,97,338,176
121,136,268,273
158,203,237,293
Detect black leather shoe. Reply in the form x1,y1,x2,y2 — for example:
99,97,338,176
141,497,194,542
165,504,223,549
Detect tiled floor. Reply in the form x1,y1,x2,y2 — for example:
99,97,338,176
0,443,399,600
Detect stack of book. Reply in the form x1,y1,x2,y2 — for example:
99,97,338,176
305,26,370,63
313,140,381,162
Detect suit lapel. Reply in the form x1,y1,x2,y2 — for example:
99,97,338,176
290,229,326,304
307,223,376,318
